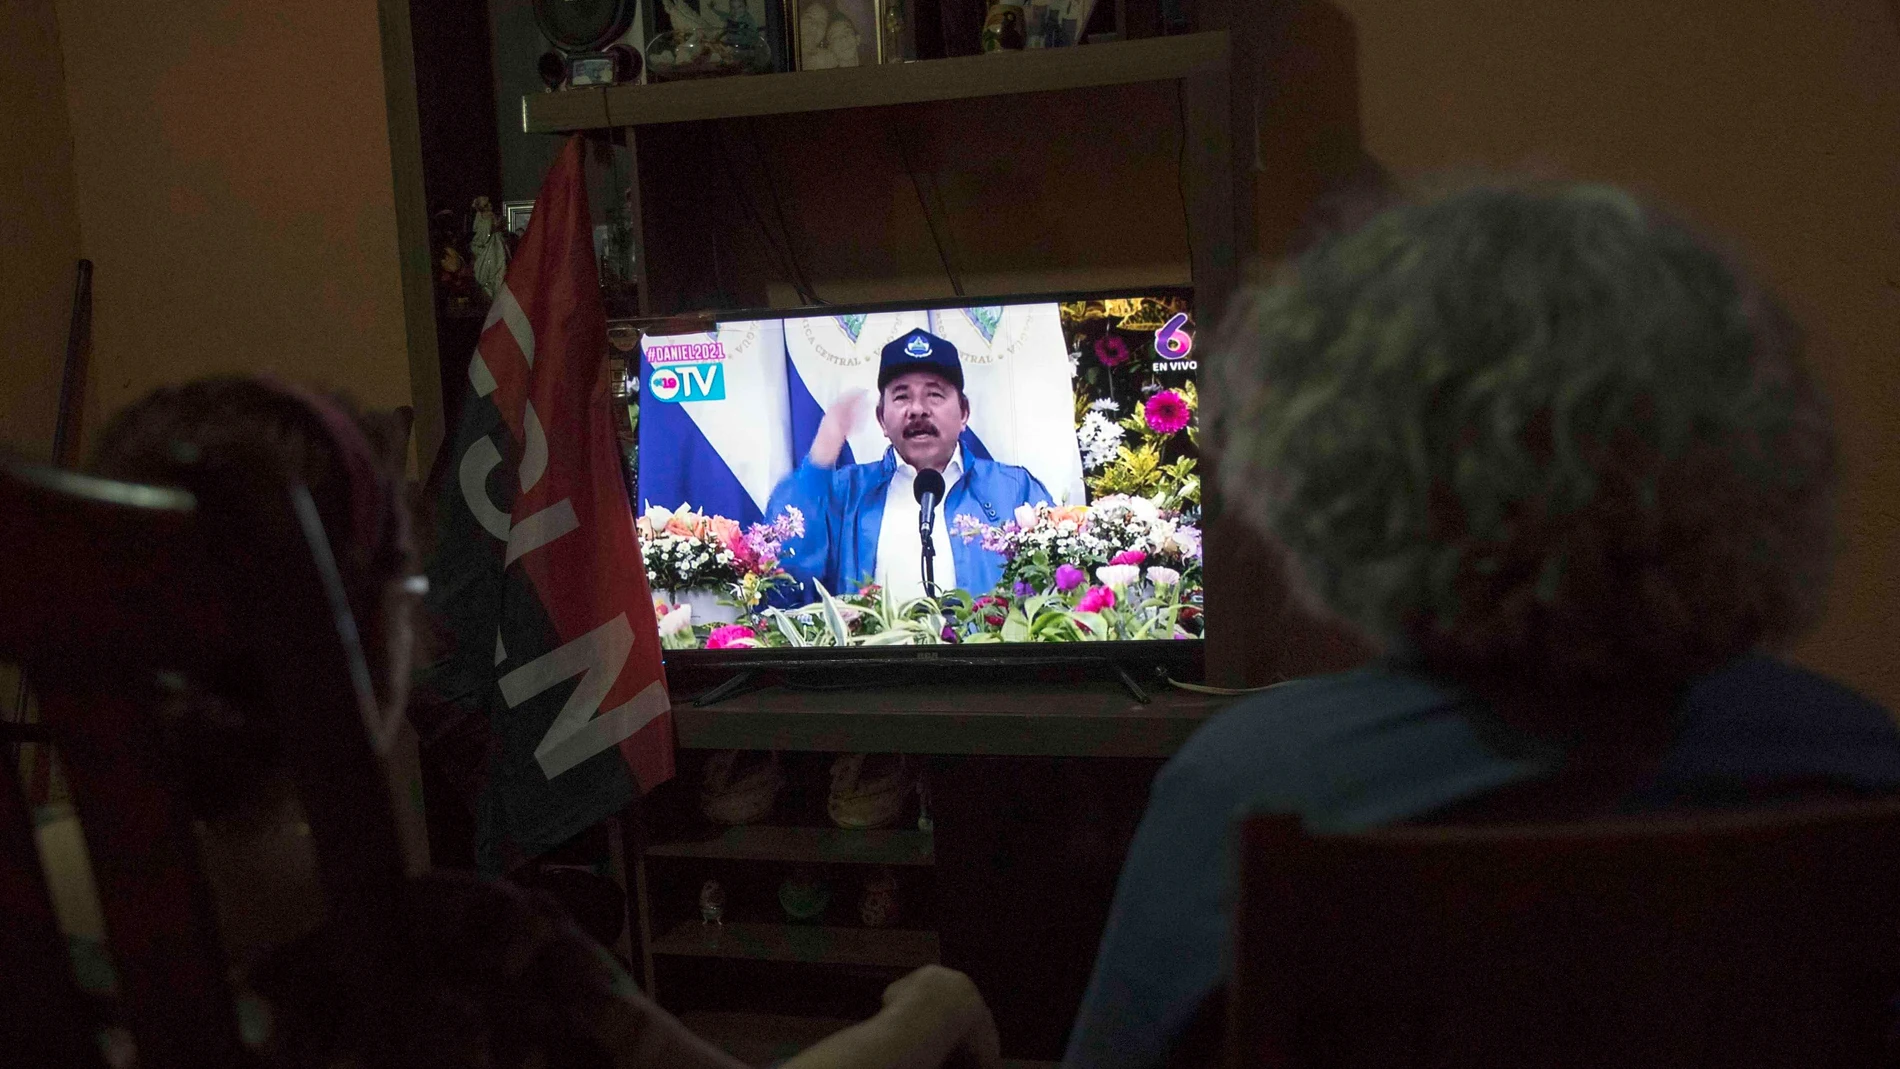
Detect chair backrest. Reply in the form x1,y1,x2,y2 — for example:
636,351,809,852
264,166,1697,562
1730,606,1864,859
1228,801,1900,1069
0,455,423,1068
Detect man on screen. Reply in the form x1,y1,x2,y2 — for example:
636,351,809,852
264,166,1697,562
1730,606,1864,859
766,328,1053,604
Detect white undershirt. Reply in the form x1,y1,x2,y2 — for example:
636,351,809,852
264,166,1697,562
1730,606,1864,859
875,447,962,604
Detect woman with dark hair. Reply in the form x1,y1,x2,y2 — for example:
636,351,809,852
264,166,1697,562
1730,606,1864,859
76,377,1000,1069
1063,182,1900,1068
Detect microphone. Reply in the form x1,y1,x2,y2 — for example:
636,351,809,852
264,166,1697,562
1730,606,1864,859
913,469,946,598
913,469,946,535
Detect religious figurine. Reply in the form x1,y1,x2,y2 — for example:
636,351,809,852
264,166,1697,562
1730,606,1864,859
699,879,727,925
980,0,1026,51
470,196,508,300
859,868,901,928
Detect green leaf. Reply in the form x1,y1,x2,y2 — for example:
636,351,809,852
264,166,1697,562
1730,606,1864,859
768,610,809,648
857,629,920,646
813,580,850,646
1001,608,1031,643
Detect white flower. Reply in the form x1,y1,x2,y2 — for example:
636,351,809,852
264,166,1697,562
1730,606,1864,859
657,602,693,638
1126,496,1162,522
1146,566,1181,589
1090,398,1120,413
1014,503,1040,530
1077,411,1124,470
1057,519,1078,534
1096,564,1140,591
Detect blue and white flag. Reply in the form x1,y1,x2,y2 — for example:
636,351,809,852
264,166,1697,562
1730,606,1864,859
637,318,792,525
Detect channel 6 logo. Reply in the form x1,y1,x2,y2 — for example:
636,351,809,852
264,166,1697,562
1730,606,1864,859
648,362,726,403
1154,312,1194,358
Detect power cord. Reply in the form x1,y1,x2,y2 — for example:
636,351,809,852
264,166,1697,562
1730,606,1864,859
1175,80,1196,274
1163,674,1300,697
890,121,965,298
745,117,826,305
714,124,812,305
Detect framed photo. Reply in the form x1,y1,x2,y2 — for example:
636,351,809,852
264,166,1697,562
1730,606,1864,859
1025,0,1095,46
503,200,534,237
567,53,618,86
792,0,878,69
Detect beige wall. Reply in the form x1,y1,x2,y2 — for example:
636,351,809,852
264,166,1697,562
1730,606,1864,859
49,0,417,449
1331,0,1900,708
0,0,81,462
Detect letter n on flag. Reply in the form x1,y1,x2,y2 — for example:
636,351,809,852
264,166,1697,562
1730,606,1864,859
423,136,673,873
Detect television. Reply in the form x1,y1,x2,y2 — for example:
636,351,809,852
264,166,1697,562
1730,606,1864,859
624,290,1203,689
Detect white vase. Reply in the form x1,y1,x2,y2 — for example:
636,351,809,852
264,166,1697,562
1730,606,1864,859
663,588,742,626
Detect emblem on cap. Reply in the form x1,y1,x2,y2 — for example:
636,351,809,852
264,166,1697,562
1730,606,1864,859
905,334,933,358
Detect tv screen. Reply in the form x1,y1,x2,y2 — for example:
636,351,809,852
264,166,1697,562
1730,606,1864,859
629,292,1202,652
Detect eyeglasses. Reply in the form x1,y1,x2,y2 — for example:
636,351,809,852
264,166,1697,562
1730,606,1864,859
397,574,429,596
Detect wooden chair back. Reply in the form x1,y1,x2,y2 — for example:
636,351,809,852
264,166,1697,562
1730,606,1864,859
0,454,421,1068
1229,801,1900,1069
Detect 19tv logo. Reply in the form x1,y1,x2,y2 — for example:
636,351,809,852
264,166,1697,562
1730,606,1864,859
1155,313,1194,359
648,362,726,403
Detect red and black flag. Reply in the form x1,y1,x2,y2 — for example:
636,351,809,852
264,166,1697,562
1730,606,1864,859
422,137,672,873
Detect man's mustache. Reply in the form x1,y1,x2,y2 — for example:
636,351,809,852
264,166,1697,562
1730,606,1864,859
902,422,940,438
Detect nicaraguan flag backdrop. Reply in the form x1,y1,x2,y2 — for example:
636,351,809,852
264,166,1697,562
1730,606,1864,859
927,303,1087,506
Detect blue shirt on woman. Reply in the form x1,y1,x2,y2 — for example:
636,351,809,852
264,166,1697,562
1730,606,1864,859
1063,653,1900,1069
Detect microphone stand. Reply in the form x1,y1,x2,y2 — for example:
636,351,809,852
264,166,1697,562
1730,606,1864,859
919,516,938,600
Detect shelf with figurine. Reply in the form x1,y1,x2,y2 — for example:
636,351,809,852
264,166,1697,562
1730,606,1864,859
648,750,936,863
523,26,1226,132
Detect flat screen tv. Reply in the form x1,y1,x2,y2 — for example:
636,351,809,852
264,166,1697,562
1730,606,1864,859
625,290,1202,681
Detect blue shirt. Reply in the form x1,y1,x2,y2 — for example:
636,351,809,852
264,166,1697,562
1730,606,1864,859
764,448,1053,601
1063,653,1900,1069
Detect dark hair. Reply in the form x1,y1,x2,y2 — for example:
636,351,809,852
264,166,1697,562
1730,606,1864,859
1208,181,1836,697
247,872,623,1069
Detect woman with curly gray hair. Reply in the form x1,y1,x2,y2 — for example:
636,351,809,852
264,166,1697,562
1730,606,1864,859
1064,182,1900,1069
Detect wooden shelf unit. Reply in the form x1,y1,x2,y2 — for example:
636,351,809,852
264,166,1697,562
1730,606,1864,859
652,919,941,969
674,680,1225,756
522,32,1228,132
647,824,935,866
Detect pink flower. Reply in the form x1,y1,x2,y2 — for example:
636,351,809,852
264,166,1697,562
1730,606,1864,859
706,625,757,650
1143,389,1191,435
1094,334,1132,368
1110,549,1147,566
1076,585,1116,613
1055,564,1087,592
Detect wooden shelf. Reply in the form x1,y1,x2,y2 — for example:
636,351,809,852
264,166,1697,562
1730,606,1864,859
522,32,1228,132
673,680,1228,756
679,1012,1055,1068
652,920,940,968
648,825,935,866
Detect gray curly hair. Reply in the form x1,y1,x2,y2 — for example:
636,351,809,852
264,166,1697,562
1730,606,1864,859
1207,181,1835,690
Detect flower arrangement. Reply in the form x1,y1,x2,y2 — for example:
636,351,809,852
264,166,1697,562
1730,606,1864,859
951,495,1202,596
637,503,804,611
1085,380,1200,510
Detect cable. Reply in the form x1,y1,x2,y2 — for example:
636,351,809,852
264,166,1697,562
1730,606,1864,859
1175,80,1196,276
1164,674,1300,697
745,117,826,305
890,122,965,298
714,124,811,304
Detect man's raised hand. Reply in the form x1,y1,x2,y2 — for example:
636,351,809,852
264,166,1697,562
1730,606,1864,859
810,389,872,469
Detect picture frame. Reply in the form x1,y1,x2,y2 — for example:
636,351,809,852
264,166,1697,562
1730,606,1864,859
1025,0,1095,47
791,0,879,69
566,53,619,87
503,200,535,237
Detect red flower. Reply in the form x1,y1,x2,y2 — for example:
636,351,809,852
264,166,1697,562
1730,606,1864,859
1110,550,1147,567
1094,334,1132,368
1143,390,1191,435
972,594,1010,627
1076,585,1116,613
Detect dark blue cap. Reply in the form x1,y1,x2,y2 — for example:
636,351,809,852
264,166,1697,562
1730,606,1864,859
878,329,963,392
